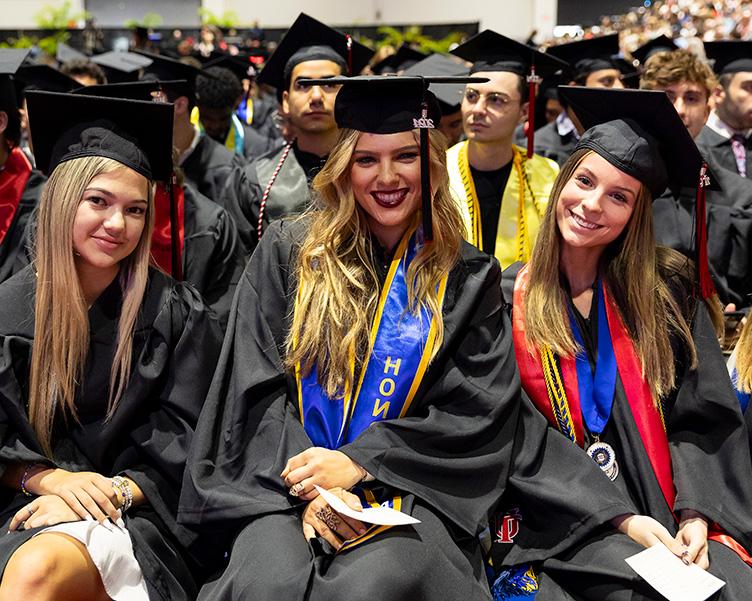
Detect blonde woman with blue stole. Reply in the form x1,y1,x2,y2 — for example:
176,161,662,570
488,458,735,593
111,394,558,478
728,316,751,450
495,86,752,600
0,91,223,601
179,76,641,600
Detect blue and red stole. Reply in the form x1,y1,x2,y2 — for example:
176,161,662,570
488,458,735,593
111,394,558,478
293,226,447,550
0,147,32,246
512,264,752,566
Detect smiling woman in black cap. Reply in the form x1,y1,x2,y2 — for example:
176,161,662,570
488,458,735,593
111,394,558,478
179,76,637,601
499,87,752,599
0,91,222,601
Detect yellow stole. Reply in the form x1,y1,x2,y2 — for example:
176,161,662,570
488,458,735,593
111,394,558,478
447,141,559,268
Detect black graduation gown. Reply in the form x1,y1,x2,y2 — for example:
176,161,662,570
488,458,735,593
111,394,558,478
181,134,245,205
696,125,752,180
653,187,752,308
0,171,45,284
219,144,326,257
182,183,245,330
499,262,752,601
241,123,282,163
528,120,579,168
0,266,223,601
179,219,635,601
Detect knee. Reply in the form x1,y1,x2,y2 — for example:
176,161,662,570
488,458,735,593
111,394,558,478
1,538,66,594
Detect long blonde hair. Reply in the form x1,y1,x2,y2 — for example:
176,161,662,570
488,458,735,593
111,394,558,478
524,148,702,403
30,156,154,456
736,319,752,394
285,128,464,398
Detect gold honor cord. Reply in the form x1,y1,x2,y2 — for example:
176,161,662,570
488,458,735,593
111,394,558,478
540,346,578,444
457,143,536,265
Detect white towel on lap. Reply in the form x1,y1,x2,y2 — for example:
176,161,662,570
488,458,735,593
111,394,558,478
35,516,149,601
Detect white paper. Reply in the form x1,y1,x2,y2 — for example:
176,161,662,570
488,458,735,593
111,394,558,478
625,543,725,601
314,485,421,526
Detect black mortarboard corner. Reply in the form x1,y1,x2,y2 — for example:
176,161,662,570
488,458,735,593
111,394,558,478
257,13,374,92
56,42,87,64
72,80,162,101
203,54,257,81
371,44,428,75
0,49,30,108
300,75,486,241
631,35,679,65
559,85,717,300
91,51,153,83
26,90,182,279
703,41,752,75
135,50,208,102
451,29,568,158
403,54,468,114
547,34,621,81
16,64,80,93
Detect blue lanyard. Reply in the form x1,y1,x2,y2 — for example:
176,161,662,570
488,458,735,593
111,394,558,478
568,283,618,436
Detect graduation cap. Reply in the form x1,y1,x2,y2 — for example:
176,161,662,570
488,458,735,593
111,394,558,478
631,35,678,65
72,80,161,101
299,75,486,241
703,41,752,75
135,50,207,101
16,64,80,93
558,85,717,299
56,42,87,64
0,49,31,108
371,44,428,75
26,90,183,278
451,29,569,157
403,54,468,114
547,34,622,81
91,51,153,83
203,54,257,81
257,13,374,92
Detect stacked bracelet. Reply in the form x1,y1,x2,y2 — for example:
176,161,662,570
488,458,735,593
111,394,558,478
111,476,133,513
20,464,35,497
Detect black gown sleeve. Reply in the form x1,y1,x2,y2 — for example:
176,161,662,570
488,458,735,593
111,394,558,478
218,163,263,258
179,219,311,528
668,298,752,550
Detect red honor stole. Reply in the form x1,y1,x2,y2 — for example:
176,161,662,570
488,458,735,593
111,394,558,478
0,147,32,245
152,183,185,278
512,264,752,566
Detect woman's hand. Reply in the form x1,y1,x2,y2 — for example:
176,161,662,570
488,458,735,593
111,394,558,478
31,469,121,524
301,487,368,549
612,514,685,556
676,510,709,569
8,495,84,532
282,448,364,501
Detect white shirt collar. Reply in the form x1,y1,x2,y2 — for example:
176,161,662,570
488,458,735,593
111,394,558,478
177,125,202,166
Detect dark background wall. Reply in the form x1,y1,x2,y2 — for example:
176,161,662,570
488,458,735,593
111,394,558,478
85,0,202,27
558,0,642,26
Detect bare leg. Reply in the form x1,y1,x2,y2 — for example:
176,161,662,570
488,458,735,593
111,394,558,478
0,532,111,601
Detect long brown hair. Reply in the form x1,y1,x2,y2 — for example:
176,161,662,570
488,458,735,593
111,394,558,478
736,319,752,394
29,156,154,456
285,127,464,398
523,148,701,403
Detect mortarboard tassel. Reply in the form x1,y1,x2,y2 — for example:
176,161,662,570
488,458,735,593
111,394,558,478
346,35,353,75
167,174,183,281
419,97,433,241
695,162,715,299
526,65,541,159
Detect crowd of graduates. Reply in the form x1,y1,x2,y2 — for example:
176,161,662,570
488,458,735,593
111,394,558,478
0,7,751,601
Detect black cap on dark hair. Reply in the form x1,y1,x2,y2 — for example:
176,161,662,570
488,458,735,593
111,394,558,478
26,90,174,181
72,80,162,101
547,34,621,81
56,42,87,64
703,41,752,75
403,54,469,114
257,13,374,92
135,50,208,101
0,49,30,108
16,64,80,93
371,44,429,75
91,51,153,83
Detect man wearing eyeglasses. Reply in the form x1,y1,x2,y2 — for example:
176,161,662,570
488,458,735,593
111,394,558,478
446,31,561,269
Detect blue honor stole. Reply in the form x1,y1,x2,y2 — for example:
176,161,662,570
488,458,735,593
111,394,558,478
294,227,447,548
731,368,751,415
